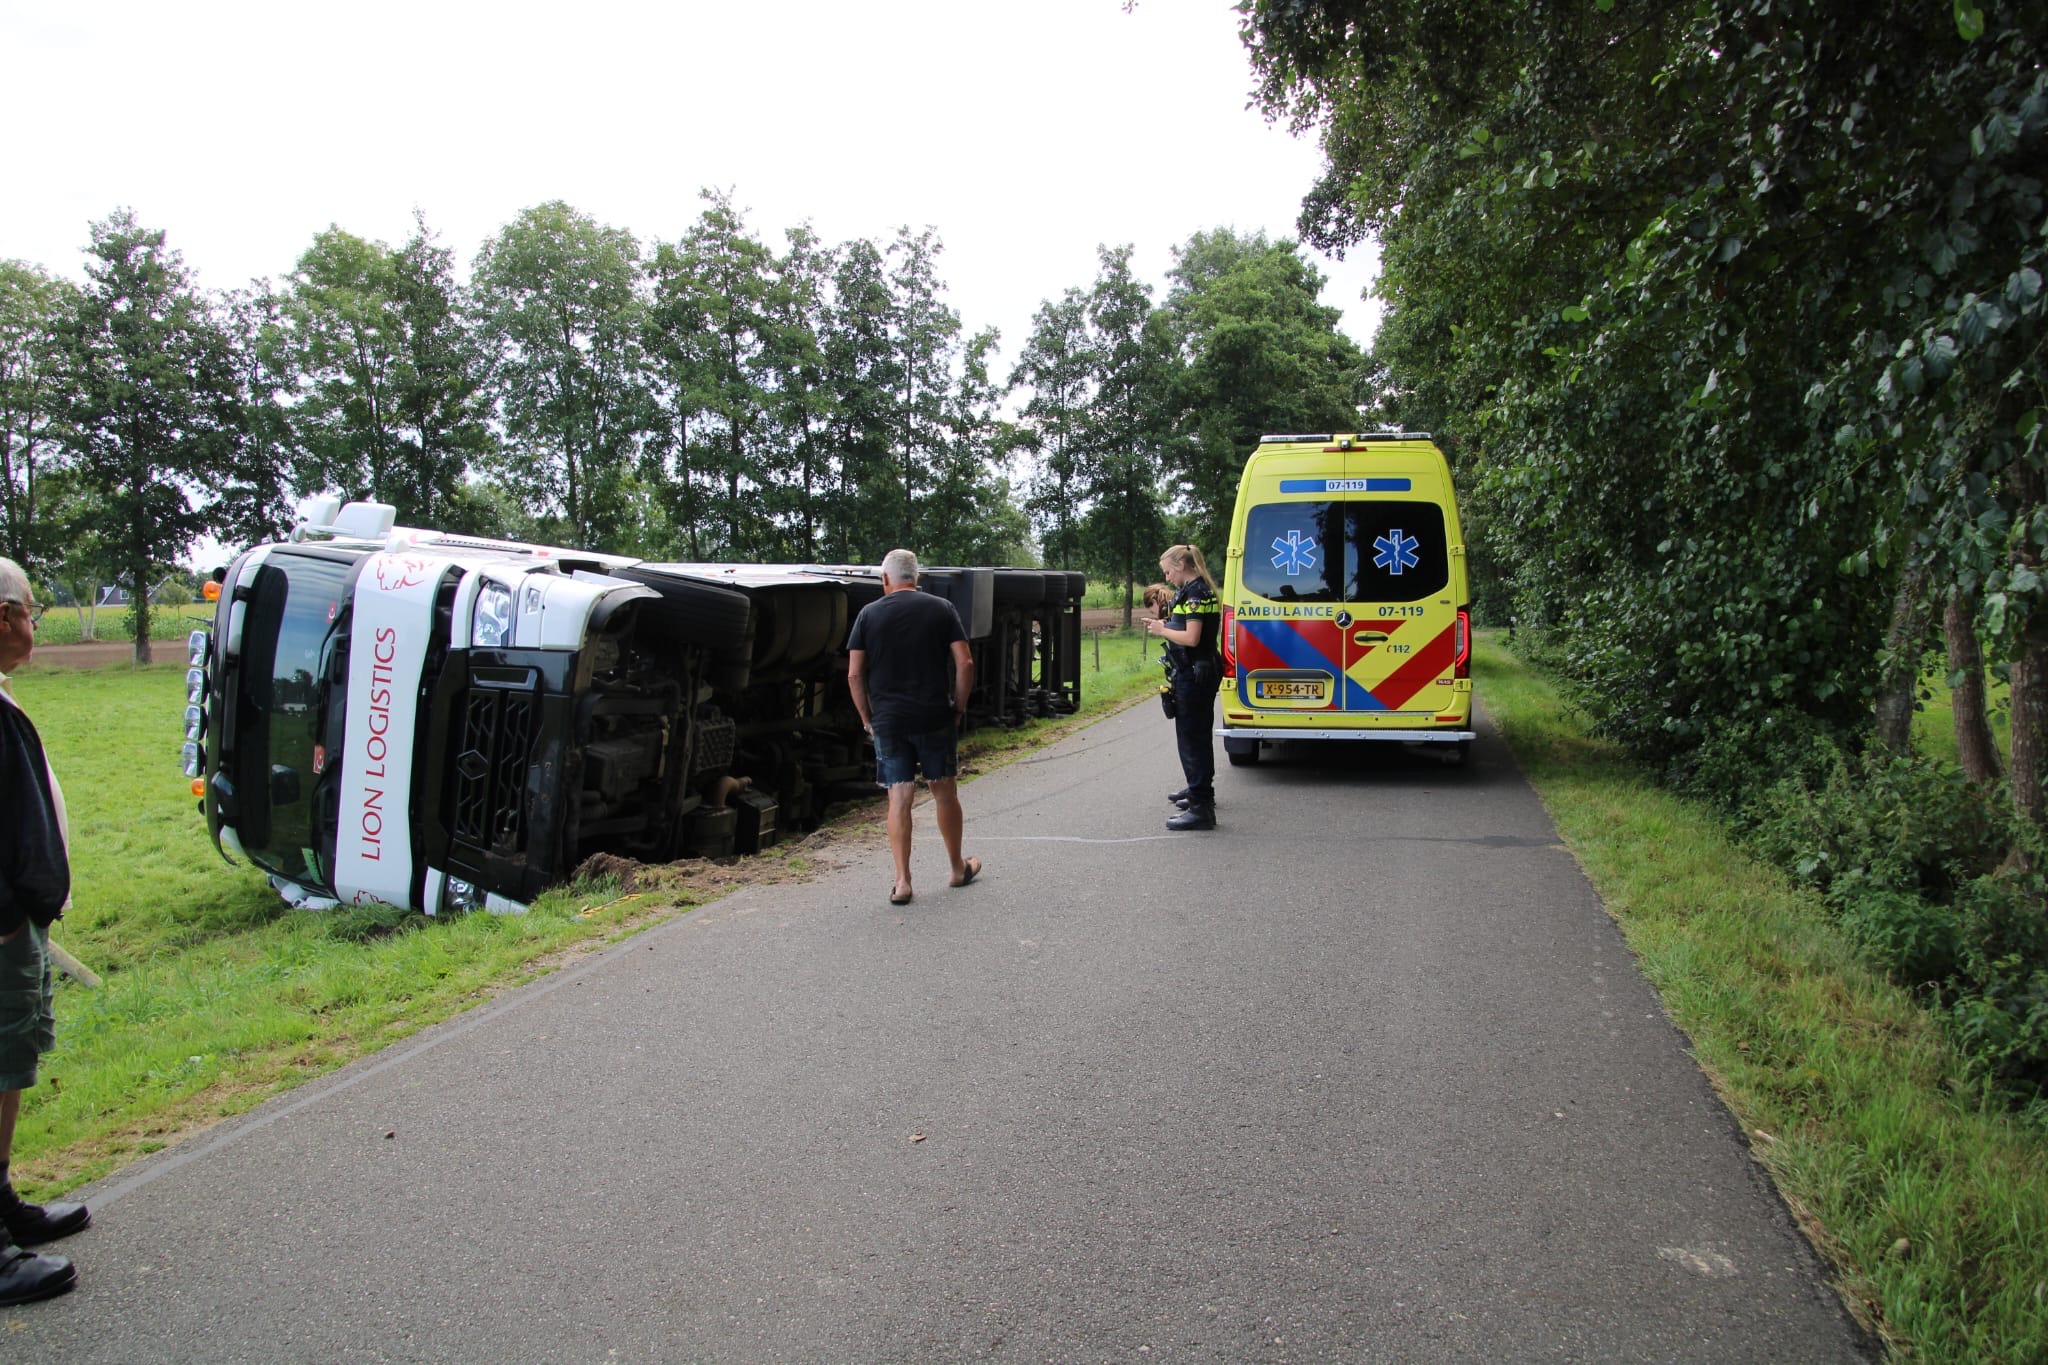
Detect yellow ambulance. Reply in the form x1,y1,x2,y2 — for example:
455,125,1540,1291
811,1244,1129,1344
1218,432,1474,766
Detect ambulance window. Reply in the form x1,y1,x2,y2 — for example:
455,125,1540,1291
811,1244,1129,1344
1344,501,1449,602
1242,501,1347,602
1242,500,1450,603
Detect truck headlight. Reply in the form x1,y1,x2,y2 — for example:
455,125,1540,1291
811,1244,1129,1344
186,667,207,704
185,704,205,741
182,740,202,778
473,581,514,648
188,629,210,667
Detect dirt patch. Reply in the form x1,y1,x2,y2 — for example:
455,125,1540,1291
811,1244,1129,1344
22,641,158,670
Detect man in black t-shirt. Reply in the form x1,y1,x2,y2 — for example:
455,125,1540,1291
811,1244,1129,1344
847,549,980,906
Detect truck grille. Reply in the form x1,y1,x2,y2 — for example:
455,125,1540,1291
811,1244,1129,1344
455,688,534,850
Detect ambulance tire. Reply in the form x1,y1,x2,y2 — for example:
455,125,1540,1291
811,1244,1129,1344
1224,736,1261,767
1444,739,1471,768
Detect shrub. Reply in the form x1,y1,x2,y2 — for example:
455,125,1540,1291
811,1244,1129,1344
1670,710,1842,826
1835,880,1962,987
1745,748,2013,902
1734,745,2048,1107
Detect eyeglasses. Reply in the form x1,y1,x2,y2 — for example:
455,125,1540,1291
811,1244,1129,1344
3,599,45,625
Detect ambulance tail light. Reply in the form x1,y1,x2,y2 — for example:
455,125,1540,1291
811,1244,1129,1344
1453,607,1471,678
1221,605,1237,677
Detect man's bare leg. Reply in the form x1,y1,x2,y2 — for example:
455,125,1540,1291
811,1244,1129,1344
930,777,975,885
886,781,917,901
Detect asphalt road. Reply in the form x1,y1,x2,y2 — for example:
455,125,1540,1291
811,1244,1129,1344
10,705,1870,1362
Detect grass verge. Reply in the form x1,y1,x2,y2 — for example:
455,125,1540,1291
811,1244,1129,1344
8,635,1159,1200
1478,633,2048,1363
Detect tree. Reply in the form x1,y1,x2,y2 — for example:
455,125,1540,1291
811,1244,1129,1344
921,325,1020,565
277,227,405,509
643,189,780,559
887,227,963,549
473,202,651,548
1081,245,1172,621
1011,288,1096,569
767,222,837,561
820,237,902,560
0,262,76,576
52,211,249,664
390,214,498,528
1159,227,1365,554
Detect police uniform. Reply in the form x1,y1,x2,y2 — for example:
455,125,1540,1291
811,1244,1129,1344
1164,576,1221,820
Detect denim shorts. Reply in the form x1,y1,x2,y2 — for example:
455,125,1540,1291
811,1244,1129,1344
871,720,960,787
0,921,56,1091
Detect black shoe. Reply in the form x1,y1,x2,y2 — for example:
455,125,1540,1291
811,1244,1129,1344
1166,805,1215,831
0,1184,90,1246
1166,786,1192,804
0,1243,76,1306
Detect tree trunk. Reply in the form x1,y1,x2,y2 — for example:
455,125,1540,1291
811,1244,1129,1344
1872,559,1932,753
2009,609,2048,838
129,565,153,667
1945,585,2003,786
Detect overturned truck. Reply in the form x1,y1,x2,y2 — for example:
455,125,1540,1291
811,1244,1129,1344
181,499,1086,914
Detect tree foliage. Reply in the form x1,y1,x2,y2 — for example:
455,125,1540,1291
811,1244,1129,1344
8,192,1368,601
1241,0,2047,801
473,201,651,549
0,261,76,576
52,211,254,663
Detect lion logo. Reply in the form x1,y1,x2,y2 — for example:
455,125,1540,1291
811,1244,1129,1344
374,556,433,592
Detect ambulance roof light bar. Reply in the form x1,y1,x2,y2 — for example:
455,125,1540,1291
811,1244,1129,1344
1259,431,1433,444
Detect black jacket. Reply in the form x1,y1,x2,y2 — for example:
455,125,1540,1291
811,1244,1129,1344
0,693,69,935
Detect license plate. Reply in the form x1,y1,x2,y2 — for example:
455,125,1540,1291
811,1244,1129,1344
1256,680,1326,701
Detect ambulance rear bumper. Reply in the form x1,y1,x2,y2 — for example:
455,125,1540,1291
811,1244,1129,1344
1217,727,1475,743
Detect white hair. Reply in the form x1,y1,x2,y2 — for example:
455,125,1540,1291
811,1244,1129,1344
0,557,28,605
880,548,920,586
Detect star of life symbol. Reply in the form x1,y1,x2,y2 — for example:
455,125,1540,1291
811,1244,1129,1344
1374,529,1421,575
1270,529,1319,577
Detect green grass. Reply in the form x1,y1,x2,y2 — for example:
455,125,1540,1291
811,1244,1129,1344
1477,632,2048,1363
1082,579,1144,611
1912,666,2013,768
7,638,1161,1195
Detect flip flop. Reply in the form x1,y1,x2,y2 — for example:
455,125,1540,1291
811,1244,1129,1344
889,886,913,906
949,857,981,888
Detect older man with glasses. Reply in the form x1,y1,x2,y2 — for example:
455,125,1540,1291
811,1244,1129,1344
0,557,90,1306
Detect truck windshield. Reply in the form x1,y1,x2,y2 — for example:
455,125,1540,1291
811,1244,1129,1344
233,551,354,892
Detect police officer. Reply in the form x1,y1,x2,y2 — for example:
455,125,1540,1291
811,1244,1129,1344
1144,544,1222,831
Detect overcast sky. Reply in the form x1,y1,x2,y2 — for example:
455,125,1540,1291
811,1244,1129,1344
1,0,1379,367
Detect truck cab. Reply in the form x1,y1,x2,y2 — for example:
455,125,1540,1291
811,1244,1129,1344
185,499,751,914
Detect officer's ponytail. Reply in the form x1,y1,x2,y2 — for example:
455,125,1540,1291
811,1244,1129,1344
1164,544,1219,598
